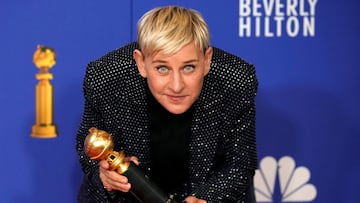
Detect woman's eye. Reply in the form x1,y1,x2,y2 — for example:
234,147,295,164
157,66,168,73
183,65,195,72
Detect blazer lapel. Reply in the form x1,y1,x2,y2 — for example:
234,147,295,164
189,76,224,185
112,66,152,168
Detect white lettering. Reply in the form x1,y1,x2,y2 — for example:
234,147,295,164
287,0,298,16
275,0,285,16
274,16,285,36
239,17,251,37
238,0,318,37
303,16,315,36
255,17,261,37
308,0,318,15
287,16,300,37
299,0,309,16
252,0,262,16
239,0,251,16
264,17,274,37
263,0,275,16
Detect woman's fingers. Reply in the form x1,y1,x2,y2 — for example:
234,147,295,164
99,159,134,192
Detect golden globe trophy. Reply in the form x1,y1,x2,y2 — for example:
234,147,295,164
31,45,57,138
84,127,177,203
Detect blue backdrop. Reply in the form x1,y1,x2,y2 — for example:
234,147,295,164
1,0,359,202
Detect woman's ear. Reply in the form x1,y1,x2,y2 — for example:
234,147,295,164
204,47,213,76
133,49,147,78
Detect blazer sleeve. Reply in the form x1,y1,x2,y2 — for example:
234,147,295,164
75,61,110,198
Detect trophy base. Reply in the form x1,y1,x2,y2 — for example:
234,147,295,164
31,124,57,138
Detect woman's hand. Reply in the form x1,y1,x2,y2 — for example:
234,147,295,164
99,156,139,192
184,196,207,203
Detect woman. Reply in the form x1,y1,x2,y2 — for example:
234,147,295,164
77,5,258,203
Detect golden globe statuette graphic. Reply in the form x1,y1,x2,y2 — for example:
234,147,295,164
84,127,177,203
31,45,57,138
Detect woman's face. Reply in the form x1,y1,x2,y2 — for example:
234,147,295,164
134,43,213,114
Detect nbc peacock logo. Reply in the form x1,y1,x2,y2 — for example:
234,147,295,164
254,156,317,202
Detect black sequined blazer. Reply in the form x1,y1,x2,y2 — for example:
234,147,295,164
76,42,258,203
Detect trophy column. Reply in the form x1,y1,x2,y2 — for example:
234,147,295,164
31,45,57,138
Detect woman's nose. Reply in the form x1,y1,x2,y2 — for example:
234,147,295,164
169,72,185,92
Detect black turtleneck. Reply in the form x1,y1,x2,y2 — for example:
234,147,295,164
146,88,194,194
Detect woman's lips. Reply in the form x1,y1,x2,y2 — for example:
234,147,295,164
167,95,185,102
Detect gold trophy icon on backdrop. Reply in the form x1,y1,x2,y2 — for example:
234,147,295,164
31,45,57,138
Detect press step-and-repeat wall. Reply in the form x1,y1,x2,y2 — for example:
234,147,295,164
1,0,359,202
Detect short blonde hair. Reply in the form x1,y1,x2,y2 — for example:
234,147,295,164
136,5,210,56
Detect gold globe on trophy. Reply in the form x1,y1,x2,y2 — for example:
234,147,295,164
84,127,130,173
31,45,57,138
